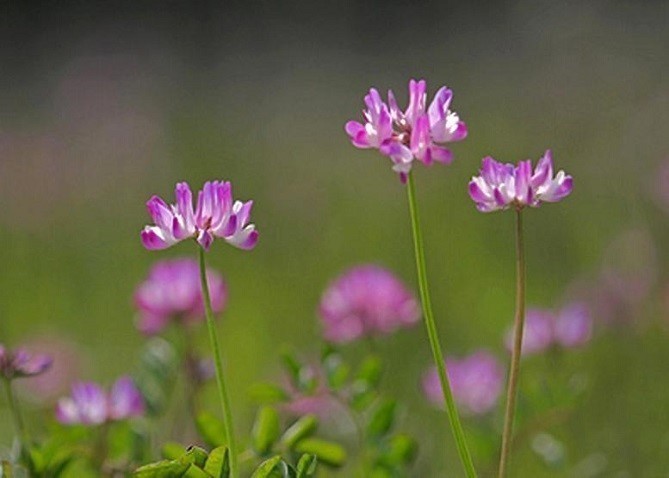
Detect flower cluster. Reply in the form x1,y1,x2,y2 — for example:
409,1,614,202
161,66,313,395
0,344,52,380
423,351,504,416
468,150,573,212
141,180,258,251
505,303,593,356
345,79,467,182
56,376,145,425
134,258,228,335
319,265,421,343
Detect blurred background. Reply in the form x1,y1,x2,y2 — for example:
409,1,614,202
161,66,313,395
1,0,668,475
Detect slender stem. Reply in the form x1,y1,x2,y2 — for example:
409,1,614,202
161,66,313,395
198,247,238,477
405,172,477,478
498,209,526,478
3,378,28,446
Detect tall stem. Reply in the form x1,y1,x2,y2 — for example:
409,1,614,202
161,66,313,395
498,209,526,478
406,172,477,478
3,378,27,446
198,247,238,477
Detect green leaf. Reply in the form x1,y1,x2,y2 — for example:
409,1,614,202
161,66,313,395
296,454,318,477
356,355,382,387
252,407,281,455
250,456,284,478
183,465,212,478
162,443,188,460
383,434,418,465
249,383,290,404
185,446,209,468
196,411,227,448
367,400,397,439
280,415,318,449
203,447,229,478
280,348,302,385
293,439,346,468
322,353,349,390
133,459,191,477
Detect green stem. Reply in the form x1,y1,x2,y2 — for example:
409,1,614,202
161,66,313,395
3,378,28,446
405,172,477,478
198,246,238,477
497,209,526,478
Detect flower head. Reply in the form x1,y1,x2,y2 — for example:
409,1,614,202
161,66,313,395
0,344,52,380
141,180,258,251
319,265,420,343
56,376,145,426
468,150,573,212
423,350,504,416
504,303,593,356
134,258,227,335
345,79,467,182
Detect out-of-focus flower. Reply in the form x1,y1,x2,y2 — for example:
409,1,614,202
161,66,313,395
468,150,573,212
141,180,258,251
345,79,467,182
15,337,83,403
56,376,145,426
134,258,227,335
423,350,504,416
319,265,420,343
505,309,555,356
553,303,592,347
504,304,593,355
0,344,52,380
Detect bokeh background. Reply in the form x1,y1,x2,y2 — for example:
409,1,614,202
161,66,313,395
1,1,668,476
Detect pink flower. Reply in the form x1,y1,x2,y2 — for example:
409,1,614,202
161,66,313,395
345,79,467,182
505,309,555,356
56,376,145,426
141,180,258,251
319,265,420,343
468,150,573,212
504,304,593,355
423,350,504,416
0,344,52,380
134,258,228,335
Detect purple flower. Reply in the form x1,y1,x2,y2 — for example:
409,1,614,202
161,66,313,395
0,344,52,380
468,150,573,212
56,376,145,426
134,258,228,335
141,180,258,251
319,265,420,343
553,303,593,348
345,79,467,182
504,304,593,355
423,350,504,416
505,309,555,356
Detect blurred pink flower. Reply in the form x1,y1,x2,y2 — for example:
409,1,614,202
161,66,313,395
469,150,573,213
134,258,227,335
319,265,420,343
504,304,593,355
423,350,504,416
56,376,144,426
0,344,52,380
345,79,467,182
141,180,258,251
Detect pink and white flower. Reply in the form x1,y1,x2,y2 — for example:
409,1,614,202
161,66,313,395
345,79,467,182
0,344,52,380
469,150,573,212
56,376,145,425
141,180,258,251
